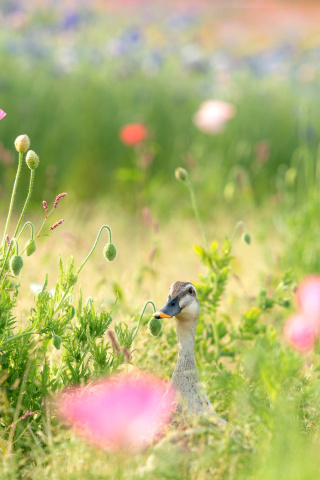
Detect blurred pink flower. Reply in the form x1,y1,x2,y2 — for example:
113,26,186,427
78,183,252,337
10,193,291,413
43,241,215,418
119,123,148,146
193,100,236,134
57,371,176,451
0,110,6,121
296,275,320,326
284,313,317,352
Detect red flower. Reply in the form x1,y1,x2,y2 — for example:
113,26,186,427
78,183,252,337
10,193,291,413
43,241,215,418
119,123,148,146
0,109,6,121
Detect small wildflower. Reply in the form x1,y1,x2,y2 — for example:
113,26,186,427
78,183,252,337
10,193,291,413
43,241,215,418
14,134,30,153
107,331,120,355
5,235,10,247
0,109,6,121
25,150,40,169
119,123,148,146
122,347,131,363
43,201,48,213
21,410,38,421
50,219,64,230
142,207,152,227
53,192,67,209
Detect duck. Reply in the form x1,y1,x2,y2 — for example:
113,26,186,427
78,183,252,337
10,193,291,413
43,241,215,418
153,281,215,416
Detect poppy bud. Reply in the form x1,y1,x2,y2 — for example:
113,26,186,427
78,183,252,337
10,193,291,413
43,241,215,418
148,317,162,337
26,150,40,169
10,255,23,276
103,243,117,262
14,134,30,153
25,239,37,256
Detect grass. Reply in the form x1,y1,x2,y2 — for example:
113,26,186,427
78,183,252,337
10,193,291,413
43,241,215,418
1,199,315,479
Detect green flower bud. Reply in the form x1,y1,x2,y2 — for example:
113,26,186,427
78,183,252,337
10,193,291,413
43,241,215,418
68,305,76,319
52,334,62,350
14,134,30,153
25,150,39,169
148,317,162,337
103,243,117,261
25,239,37,256
242,233,251,245
175,167,188,183
66,272,78,286
10,255,24,276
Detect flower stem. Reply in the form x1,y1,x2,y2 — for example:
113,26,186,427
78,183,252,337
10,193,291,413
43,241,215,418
1,152,24,249
17,221,35,241
131,300,156,343
230,221,248,243
186,179,209,251
14,169,35,238
76,225,112,275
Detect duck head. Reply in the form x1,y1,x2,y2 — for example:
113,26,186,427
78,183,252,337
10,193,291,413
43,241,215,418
153,281,199,322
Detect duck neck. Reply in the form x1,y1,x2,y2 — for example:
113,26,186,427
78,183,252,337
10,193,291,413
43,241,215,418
174,315,198,360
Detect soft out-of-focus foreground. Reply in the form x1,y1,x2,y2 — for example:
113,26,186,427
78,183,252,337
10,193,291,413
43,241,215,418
2,1,320,479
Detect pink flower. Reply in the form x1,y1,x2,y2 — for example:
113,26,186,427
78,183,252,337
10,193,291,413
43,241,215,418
193,100,236,134
50,219,64,230
0,110,6,121
284,313,317,352
119,123,148,146
57,371,176,451
296,275,320,325
53,192,67,208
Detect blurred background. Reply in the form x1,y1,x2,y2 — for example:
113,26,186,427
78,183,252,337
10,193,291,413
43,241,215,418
1,0,320,210
1,0,320,303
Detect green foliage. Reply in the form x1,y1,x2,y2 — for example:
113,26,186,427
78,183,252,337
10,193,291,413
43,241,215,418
0,135,130,454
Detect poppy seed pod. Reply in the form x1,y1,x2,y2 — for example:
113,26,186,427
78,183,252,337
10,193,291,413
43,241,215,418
25,239,37,256
26,150,40,170
103,243,117,261
14,134,30,153
148,316,162,337
10,255,24,276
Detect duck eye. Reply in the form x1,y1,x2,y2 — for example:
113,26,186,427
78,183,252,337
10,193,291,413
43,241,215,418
188,288,193,294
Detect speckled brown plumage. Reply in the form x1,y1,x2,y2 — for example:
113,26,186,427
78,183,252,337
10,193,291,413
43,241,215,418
170,281,193,298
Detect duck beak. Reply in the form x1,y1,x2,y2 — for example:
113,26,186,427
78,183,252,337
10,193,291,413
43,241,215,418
153,295,181,319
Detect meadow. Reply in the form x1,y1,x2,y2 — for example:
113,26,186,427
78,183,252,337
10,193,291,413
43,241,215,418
1,1,320,479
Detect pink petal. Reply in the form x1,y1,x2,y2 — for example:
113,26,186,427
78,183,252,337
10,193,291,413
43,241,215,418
296,276,320,326
0,109,6,121
57,372,176,451
193,100,236,135
284,313,317,352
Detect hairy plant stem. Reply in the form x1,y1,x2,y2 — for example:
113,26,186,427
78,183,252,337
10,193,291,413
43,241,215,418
230,221,248,243
1,152,23,249
0,238,18,281
186,179,209,251
76,225,112,275
17,221,35,241
14,169,35,238
131,300,156,343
